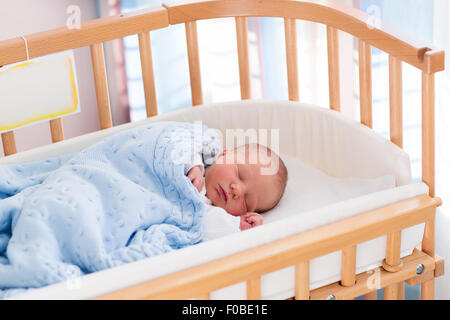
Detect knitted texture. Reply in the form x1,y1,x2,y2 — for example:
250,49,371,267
0,121,222,298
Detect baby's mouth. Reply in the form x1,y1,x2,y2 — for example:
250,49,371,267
218,184,228,203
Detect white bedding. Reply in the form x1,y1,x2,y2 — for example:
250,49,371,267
264,156,397,224
6,100,426,299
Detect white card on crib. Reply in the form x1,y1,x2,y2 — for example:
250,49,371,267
0,50,80,133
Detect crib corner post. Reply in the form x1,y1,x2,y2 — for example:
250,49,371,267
420,62,437,300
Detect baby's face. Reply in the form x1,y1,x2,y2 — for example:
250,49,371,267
204,148,278,216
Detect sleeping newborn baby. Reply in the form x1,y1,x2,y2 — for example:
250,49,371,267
185,143,288,240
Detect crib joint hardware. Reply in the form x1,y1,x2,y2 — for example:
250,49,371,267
382,259,403,273
310,249,435,300
416,264,425,275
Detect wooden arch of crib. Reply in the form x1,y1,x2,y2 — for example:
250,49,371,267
0,0,445,300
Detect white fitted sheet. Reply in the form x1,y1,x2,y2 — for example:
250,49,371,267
5,100,425,299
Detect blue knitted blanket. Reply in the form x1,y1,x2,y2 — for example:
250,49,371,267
0,121,221,298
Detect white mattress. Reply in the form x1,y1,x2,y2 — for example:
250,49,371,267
5,100,426,299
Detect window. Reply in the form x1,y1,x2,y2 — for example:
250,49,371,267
359,0,434,183
121,0,265,121
120,0,331,121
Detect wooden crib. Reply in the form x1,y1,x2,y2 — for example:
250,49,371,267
0,0,445,300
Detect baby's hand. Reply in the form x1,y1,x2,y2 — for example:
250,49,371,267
239,212,264,230
187,165,204,192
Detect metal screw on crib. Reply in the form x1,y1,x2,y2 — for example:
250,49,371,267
416,264,425,275
326,294,336,300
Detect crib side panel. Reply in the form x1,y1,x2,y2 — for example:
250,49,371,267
95,195,439,300
163,0,444,73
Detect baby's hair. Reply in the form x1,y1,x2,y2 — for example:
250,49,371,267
236,143,288,213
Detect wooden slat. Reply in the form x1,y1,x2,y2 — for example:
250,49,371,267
0,7,169,66
383,231,402,300
95,195,439,299
247,277,261,299
327,26,340,111
421,72,435,197
235,17,251,100
49,118,64,143
138,31,158,117
389,55,403,148
185,21,203,106
358,40,373,128
163,0,445,73
284,18,299,101
385,231,402,268
310,249,435,300
295,261,310,300
1,131,17,156
90,42,113,129
341,246,356,287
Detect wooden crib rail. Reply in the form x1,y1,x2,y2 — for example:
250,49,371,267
163,0,444,74
96,194,441,300
0,7,168,67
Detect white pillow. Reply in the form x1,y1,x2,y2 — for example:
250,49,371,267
263,155,396,223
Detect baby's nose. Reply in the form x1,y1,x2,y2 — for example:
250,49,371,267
230,183,242,199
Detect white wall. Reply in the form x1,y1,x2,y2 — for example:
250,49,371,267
0,0,100,156
433,0,450,300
